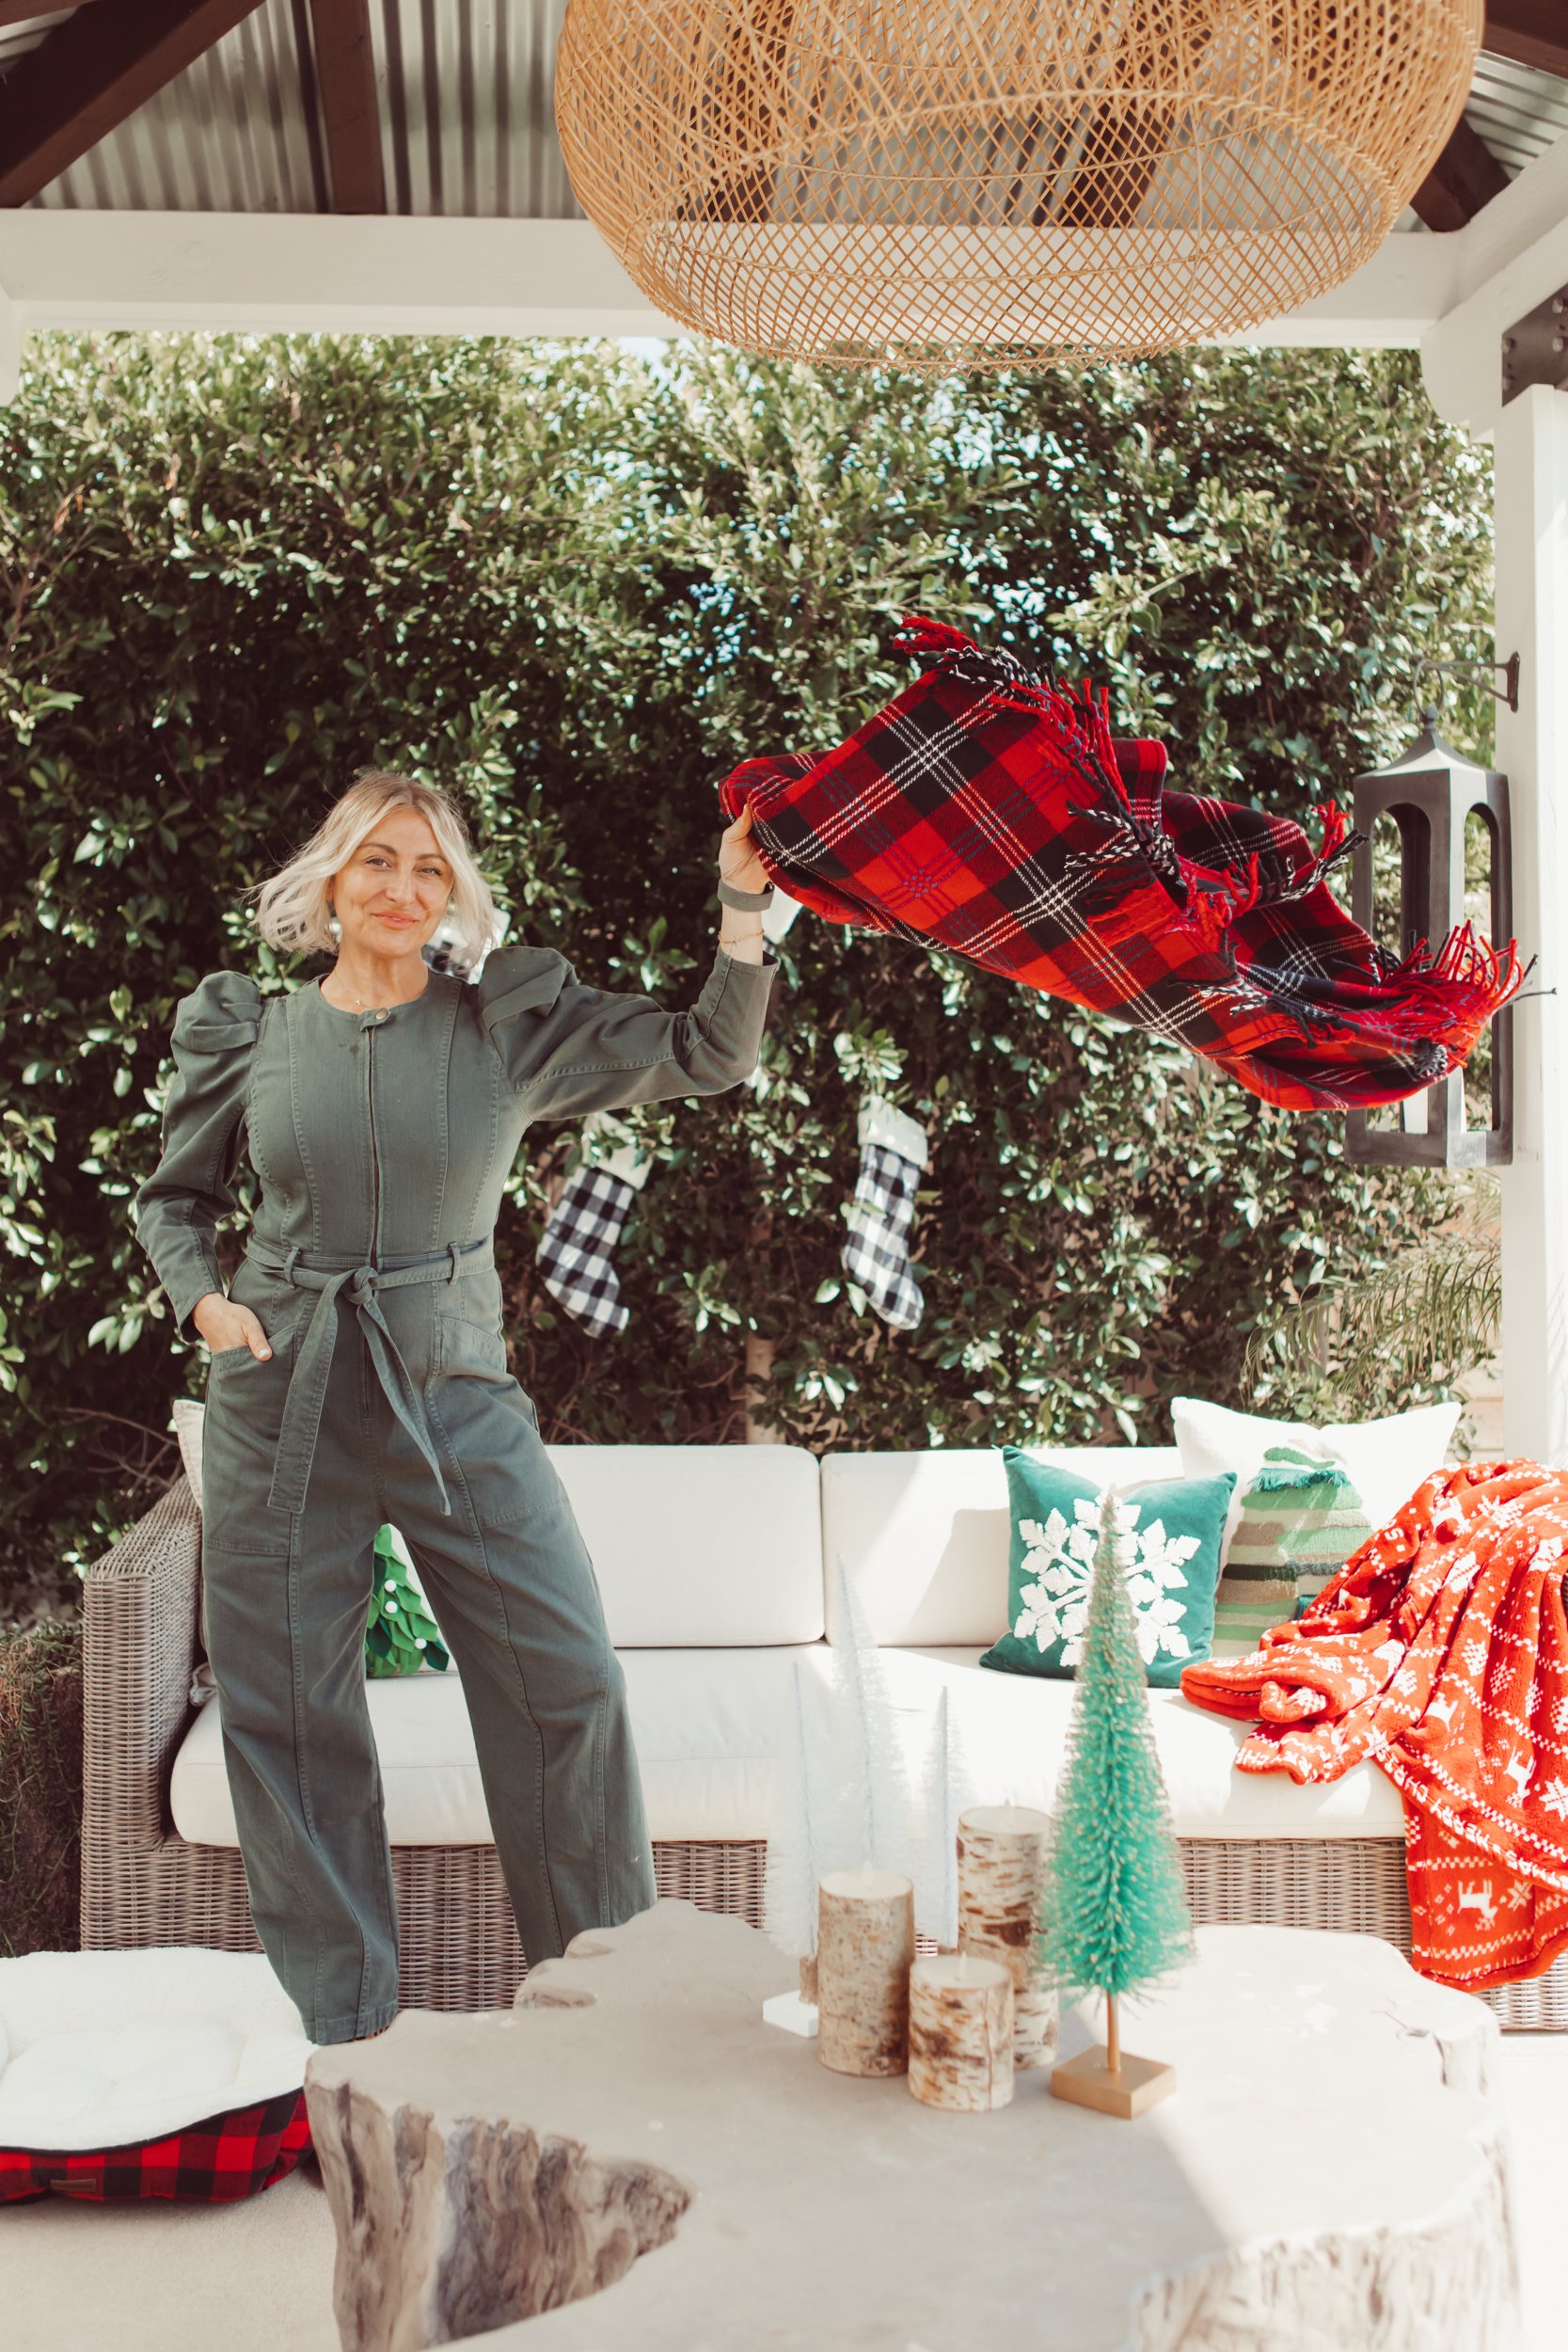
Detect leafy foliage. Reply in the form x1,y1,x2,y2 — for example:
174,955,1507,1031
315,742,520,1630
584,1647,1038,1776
1246,1176,1501,1420
0,334,1494,1612
1037,1492,1195,2000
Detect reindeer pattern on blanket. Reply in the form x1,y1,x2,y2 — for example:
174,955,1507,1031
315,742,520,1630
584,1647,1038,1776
1181,1460,1568,1994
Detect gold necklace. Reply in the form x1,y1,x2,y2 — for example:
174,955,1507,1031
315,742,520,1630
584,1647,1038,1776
324,973,386,1011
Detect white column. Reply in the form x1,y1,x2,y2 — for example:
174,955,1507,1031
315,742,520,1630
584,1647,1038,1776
1494,384,1568,1465
0,278,19,405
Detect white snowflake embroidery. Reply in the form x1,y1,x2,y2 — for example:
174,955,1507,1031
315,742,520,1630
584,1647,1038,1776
1552,1699,1568,1740
1539,1778,1568,1821
1011,1495,1201,1670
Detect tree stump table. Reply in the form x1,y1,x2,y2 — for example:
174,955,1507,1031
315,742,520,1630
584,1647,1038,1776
304,1901,1521,2352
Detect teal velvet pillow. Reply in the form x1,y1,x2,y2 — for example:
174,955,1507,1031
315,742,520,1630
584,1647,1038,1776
979,1452,1235,1689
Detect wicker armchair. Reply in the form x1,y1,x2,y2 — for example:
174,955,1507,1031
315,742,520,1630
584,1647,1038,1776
81,1473,1568,2026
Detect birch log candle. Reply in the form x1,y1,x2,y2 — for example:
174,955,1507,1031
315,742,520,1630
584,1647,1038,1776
908,1951,1015,2112
956,1804,1058,2070
816,1867,916,2077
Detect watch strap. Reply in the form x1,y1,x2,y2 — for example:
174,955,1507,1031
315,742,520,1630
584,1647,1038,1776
718,877,776,911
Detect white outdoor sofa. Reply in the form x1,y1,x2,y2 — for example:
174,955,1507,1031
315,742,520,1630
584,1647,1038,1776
81,1439,1568,2029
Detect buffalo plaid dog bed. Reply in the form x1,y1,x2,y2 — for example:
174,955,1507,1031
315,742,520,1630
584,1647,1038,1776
718,616,1522,1111
0,1948,314,2204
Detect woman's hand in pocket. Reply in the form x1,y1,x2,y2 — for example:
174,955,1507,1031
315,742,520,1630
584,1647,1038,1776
192,1291,273,1359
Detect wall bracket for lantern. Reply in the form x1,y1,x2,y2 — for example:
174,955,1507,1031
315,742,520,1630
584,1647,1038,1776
1344,710,1514,1170
1501,281,1568,408
1411,653,1519,716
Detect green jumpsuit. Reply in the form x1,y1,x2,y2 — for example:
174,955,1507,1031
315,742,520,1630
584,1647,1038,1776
133,937,779,2042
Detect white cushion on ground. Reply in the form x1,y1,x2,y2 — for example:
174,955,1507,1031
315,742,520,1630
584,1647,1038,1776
819,1445,1184,1645
168,1640,1403,1847
0,1949,311,2151
1172,1395,1463,1552
549,1443,824,1645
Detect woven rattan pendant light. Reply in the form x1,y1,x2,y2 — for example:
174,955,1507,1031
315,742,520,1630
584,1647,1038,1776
555,0,1481,369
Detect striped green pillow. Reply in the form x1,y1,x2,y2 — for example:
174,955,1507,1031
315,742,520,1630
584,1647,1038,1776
1213,1445,1373,1646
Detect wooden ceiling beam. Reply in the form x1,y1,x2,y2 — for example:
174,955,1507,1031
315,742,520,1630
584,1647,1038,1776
1409,113,1511,233
0,0,266,206
308,0,385,214
1482,2,1568,81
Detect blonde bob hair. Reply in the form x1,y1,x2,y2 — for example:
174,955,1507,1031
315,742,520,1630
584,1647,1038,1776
248,771,503,972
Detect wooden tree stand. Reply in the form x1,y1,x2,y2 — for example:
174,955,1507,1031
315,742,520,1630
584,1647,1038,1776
1051,1993,1176,2121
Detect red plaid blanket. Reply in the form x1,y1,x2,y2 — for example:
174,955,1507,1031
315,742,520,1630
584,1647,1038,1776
718,616,1521,1109
1180,1460,1568,1993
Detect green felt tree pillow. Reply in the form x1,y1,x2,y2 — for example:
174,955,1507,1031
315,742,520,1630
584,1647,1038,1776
367,1525,451,1678
979,1451,1235,1689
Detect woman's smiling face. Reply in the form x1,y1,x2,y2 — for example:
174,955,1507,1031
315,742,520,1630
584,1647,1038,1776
331,805,453,963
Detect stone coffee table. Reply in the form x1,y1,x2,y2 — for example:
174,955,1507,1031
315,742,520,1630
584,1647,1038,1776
304,1899,1520,2352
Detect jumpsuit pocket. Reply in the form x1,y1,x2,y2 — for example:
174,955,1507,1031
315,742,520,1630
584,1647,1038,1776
433,1314,511,1383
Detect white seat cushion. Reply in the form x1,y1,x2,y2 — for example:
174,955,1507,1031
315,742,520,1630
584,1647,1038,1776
168,1639,1403,1849
819,1445,1185,1645
169,1648,828,1848
875,1650,1405,1840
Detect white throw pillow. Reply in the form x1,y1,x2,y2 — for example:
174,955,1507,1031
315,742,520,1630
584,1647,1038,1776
1172,1394,1463,1555
172,1397,205,1507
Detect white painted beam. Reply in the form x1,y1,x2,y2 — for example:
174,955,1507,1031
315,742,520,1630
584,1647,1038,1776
1421,136,1568,430
1224,235,1457,350
1494,384,1568,1467
0,205,1454,349
0,213,682,337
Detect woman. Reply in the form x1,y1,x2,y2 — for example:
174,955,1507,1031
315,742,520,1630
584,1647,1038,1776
133,771,779,2042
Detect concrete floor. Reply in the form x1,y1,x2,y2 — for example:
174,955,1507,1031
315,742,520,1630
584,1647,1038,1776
1,2035,1563,2352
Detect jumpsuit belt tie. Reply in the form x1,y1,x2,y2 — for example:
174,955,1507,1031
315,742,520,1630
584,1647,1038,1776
244,1235,496,1519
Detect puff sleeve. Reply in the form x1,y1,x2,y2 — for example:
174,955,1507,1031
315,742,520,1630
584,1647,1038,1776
132,970,261,1343
477,940,780,1122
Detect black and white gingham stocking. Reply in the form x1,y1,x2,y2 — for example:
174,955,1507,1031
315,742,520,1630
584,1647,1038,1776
842,1095,928,1332
537,1163,640,1338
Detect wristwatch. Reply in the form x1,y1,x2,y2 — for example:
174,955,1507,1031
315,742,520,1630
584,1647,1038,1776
718,878,776,912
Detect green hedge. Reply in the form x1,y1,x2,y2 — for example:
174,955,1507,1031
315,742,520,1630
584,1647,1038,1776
0,335,1495,1614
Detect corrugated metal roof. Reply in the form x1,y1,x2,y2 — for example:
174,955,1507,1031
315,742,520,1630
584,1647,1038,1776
1468,45,1568,178
6,4,1563,224
20,0,581,217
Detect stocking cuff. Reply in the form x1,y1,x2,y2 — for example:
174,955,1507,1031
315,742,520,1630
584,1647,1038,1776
858,1092,929,1169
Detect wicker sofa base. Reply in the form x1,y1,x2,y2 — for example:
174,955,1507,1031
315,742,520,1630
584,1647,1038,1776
84,1829,1568,2028
80,1474,1568,2031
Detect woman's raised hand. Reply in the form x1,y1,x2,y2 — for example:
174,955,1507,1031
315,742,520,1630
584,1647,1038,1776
192,1292,273,1360
718,801,771,897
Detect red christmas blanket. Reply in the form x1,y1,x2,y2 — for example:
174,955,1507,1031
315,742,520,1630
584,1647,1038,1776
718,615,1521,1111
1180,1459,1568,1992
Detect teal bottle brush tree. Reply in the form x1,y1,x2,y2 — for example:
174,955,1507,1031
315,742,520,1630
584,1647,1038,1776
1040,1488,1196,2119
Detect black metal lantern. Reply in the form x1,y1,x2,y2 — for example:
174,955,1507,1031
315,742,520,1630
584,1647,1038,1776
1344,711,1513,1168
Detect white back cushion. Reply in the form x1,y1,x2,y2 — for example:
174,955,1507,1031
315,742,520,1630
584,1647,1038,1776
548,1443,824,1646
820,1446,1184,1645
